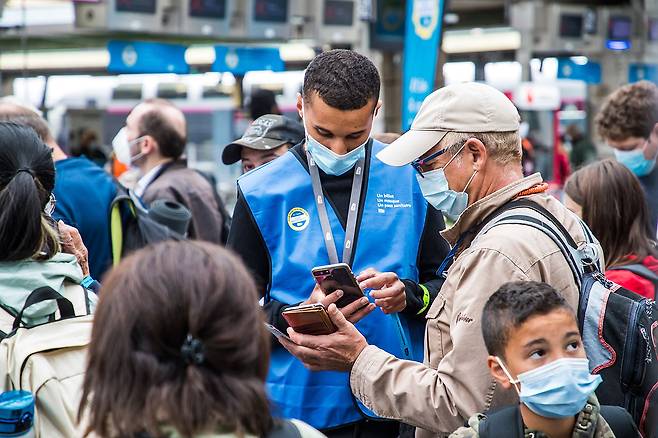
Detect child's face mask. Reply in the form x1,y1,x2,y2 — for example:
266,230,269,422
496,357,602,418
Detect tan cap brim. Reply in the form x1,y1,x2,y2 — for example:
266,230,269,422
376,130,447,166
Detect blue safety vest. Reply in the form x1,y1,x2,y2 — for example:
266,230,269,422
239,141,428,429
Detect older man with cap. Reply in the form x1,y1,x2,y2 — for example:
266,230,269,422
222,114,304,174
280,82,602,437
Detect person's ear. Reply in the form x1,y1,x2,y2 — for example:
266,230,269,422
648,122,658,160
374,100,383,117
296,93,303,119
487,356,513,390
140,136,156,155
465,137,487,172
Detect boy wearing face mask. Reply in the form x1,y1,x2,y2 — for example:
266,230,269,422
595,81,658,231
450,281,638,438
227,50,449,437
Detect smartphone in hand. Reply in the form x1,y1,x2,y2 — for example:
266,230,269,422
282,303,337,335
311,263,365,309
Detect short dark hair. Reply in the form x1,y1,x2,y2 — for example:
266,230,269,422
137,99,187,159
595,81,658,141
303,49,380,110
249,88,278,120
0,103,54,143
0,122,59,261
481,281,572,358
80,241,272,438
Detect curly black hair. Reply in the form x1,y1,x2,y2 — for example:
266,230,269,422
303,49,380,111
481,281,572,358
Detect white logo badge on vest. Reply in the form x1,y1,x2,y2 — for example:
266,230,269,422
287,207,310,231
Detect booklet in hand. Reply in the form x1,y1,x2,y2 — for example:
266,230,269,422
282,303,337,335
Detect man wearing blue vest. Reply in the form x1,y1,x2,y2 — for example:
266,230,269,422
228,49,448,438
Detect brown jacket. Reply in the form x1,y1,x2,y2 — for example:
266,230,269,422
349,174,602,437
142,161,224,244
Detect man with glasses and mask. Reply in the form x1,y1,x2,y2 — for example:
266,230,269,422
112,98,224,243
280,82,603,438
595,80,658,231
227,49,449,438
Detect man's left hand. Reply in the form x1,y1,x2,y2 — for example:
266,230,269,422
280,303,369,372
358,269,407,314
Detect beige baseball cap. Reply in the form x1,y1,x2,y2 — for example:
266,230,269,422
377,82,520,166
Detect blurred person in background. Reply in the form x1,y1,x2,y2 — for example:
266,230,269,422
564,159,658,300
250,88,281,120
79,240,324,438
596,81,658,230
0,102,116,281
221,114,304,174
113,98,224,244
566,124,596,170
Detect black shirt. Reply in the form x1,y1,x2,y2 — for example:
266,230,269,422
228,142,450,331
639,165,658,231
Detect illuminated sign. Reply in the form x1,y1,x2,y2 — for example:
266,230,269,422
607,15,632,51
189,0,226,19
115,0,156,14
559,14,583,38
324,1,354,26
254,0,287,23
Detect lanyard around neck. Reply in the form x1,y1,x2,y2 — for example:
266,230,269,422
306,148,365,267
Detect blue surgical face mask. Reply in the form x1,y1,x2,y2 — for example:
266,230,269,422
614,147,656,177
497,357,602,419
416,144,476,220
306,132,367,176
301,105,369,176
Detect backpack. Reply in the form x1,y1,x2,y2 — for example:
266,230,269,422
0,285,94,437
109,184,185,266
479,199,658,438
478,403,639,437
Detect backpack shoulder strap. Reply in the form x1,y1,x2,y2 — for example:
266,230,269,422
599,405,640,437
265,419,302,438
608,263,658,283
479,405,524,438
478,198,589,289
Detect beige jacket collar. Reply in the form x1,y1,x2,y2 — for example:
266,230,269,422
441,173,544,245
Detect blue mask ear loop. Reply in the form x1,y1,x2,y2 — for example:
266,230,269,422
496,357,521,395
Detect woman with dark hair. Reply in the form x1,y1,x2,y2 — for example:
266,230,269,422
0,122,96,436
564,158,658,299
79,240,324,438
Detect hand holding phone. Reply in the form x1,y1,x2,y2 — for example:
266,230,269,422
312,263,364,308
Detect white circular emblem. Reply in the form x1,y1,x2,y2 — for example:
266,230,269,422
225,50,239,70
287,207,310,232
122,45,138,67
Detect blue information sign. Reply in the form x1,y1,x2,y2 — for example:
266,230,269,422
629,64,658,83
212,46,284,75
107,40,189,74
556,58,601,84
401,0,446,131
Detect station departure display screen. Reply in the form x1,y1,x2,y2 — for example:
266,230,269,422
559,13,583,38
324,1,354,26
253,0,288,23
649,18,658,42
608,15,632,40
189,0,226,18
115,0,156,13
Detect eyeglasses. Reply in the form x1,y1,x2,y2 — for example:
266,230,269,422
411,132,451,178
